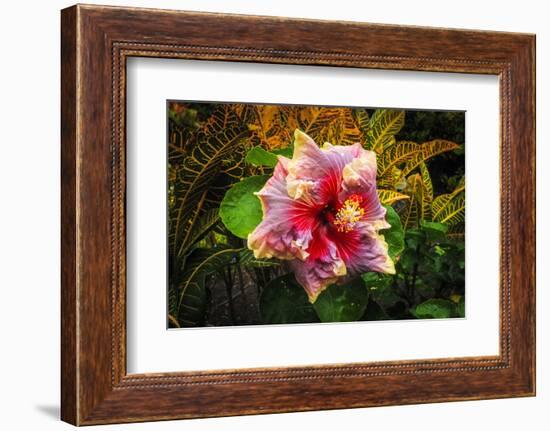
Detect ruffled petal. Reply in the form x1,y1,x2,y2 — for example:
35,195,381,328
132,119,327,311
290,229,347,302
287,130,362,204
248,156,317,261
331,221,395,276
249,129,394,301
341,148,386,222
341,148,377,189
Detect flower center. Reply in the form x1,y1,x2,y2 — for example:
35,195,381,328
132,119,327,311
333,194,365,233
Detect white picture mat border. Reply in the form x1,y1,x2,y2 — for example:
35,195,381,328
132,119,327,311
126,58,500,374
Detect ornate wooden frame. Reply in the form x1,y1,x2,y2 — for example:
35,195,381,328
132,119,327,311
61,4,536,425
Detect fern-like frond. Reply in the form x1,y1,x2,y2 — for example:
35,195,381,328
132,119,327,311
399,174,423,229
238,249,280,268
399,140,460,179
294,106,342,143
432,179,465,226
378,139,460,187
419,161,433,202
377,141,422,180
433,192,465,226
177,247,241,327
176,209,220,258
170,105,248,256
168,314,180,328
352,108,370,137
333,109,364,146
398,170,435,229
447,223,465,240
378,189,410,205
246,105,292,150
366,109,405,152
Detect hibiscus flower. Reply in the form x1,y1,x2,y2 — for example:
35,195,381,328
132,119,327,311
248,129,395,302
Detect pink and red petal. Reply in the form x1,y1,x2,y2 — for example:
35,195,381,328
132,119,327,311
248,156,317,261
290,231,347,302
331,221,395,276
248,129,395,302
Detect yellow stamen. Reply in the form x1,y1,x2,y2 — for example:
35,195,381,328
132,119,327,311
333,195,365,233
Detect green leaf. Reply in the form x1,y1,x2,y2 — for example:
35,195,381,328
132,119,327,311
414,298,456,319
245,147,279,168
381,205,405,260
260,274,319,324
398,248,418,273
420,220,448,242
362,272,401,309
313,278,369,322
361,272,392,290
272,144,294,158
404,228,424,249
220,175,269,239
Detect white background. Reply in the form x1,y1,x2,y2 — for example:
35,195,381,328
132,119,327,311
127,59,500,373
0,0,547,430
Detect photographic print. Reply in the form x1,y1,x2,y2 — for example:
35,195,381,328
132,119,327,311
167,102,465,328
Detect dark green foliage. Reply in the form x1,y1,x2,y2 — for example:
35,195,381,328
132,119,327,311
313,278,369,322
175,246,242,327
414,299,457,319
260,274,319,324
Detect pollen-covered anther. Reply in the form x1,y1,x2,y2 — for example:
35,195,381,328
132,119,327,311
333,195,366,233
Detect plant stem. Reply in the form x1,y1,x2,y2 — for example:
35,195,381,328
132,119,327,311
225,267,236,324
236,264,247,321
254,268,264,296
410,244,421,304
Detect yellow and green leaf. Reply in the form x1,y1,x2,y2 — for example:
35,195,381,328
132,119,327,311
377,189,410,205
366,109,405,152
171,105,248,256
432,178,465,226
398,170,435,229
399,139,461,179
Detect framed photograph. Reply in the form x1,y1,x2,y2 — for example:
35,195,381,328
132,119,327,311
61,4,535,425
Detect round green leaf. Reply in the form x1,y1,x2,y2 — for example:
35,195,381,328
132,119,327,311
245,147,279,168
414,298,456,319
272,144,294,158
313,278,369,322
381,205,405,260
259,274,319,324
220,175,269,239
